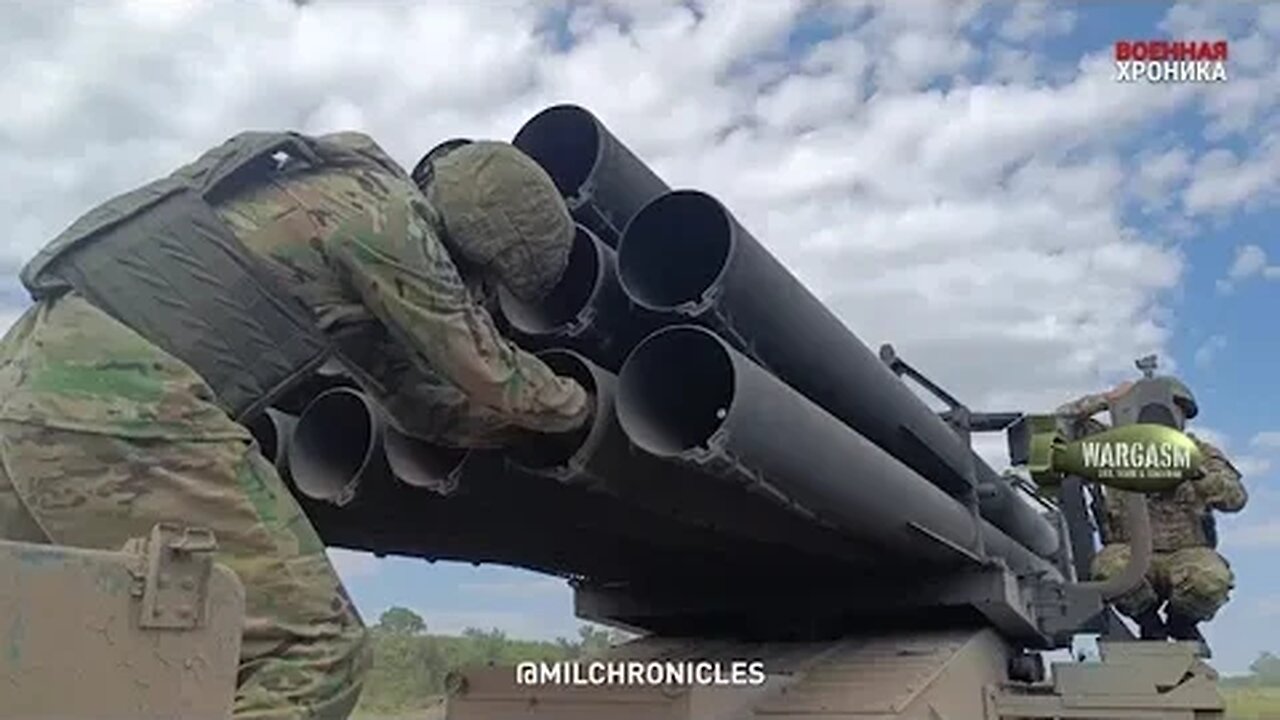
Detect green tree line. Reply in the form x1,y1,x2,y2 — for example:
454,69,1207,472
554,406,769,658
1222,652,1280,689
1221,653,1280,719
353,607,1280,718
355,606,626,715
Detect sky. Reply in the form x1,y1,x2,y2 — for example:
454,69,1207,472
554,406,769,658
2,0,1277,675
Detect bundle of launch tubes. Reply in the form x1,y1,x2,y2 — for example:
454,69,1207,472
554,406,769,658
252,104,1069,641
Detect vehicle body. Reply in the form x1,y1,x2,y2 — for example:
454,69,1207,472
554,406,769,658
0,524,244,719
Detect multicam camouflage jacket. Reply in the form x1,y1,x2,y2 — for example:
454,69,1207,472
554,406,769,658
1055,391,1247,551
1096,435,1247,550
17,130,588,447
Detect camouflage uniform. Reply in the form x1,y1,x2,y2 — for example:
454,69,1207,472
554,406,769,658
0,295,370,719
1056,392,1247,624
216,138,589,445
0,132,588,718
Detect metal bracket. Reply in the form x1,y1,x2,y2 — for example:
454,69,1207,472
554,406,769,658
136,523,219,630
1030,579,1107,646
879,344,1022,451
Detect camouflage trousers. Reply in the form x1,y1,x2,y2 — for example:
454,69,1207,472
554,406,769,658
0,293,370,719
1092,543,1234,622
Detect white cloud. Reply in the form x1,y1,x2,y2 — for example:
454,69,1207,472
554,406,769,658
1230,245,1267,278
1185,142,1280,215
998,2,1076,43
1191,425,1231,450
1234,431,1280,480
1161,3,1280,141
1133,147,1192,213
1194,334,1227,368
0,0,1213,423
1189,429,1273,482
1217,243,1280,293
988,45,1041,85
1236,455,1275,479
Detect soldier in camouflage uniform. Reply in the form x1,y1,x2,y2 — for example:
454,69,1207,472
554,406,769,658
1056,381,1247,646
218,136,591,446
0,131,591,718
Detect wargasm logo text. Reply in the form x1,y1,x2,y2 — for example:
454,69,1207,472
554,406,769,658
1081,441,1191,474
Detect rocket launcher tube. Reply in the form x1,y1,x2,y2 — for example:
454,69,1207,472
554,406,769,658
247,407,297,478
616,325,1061,579
288,387,467,505
512,104,670,248
617,191,977,495
617,190,1059,557
497,225,658,372
508,348,884,567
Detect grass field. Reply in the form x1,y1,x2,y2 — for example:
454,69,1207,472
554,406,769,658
1225,687,1280,719
355,689,1280,720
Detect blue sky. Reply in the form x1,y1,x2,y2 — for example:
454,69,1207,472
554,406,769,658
1,0,1277,675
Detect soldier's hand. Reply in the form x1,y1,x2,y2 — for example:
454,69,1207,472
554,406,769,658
1104,381,1135,402
506,391,595,468
548,389,596,456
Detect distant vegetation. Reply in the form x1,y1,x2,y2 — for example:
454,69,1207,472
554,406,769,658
1223,652,1280,719
354,606,625,717
1223,652,1280,689
352,609,1280,719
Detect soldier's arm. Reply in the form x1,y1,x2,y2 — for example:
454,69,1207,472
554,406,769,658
1055,381,1135,419
323,186,590,435
1055,393,1110,419
1054,392,1116,420
1191,437,1247,513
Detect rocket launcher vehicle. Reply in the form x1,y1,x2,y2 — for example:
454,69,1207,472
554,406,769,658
0,106,1230,720
253,104,1206,651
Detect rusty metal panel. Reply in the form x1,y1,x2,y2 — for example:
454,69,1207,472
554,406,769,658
0,534,244,720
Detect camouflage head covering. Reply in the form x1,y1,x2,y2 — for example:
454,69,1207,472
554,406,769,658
421,140,573,302
411,138,472,190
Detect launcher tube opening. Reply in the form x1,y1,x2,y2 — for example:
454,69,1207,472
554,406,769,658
512,104,600,197
507,350,599,470
384,429,467,493
247,408,297,475
248,412,283,463
617,326,734,456
499,226,600,334
289,388,377,503
618,191,731,310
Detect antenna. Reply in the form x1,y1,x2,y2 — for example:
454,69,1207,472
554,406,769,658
1135,354,1158,378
